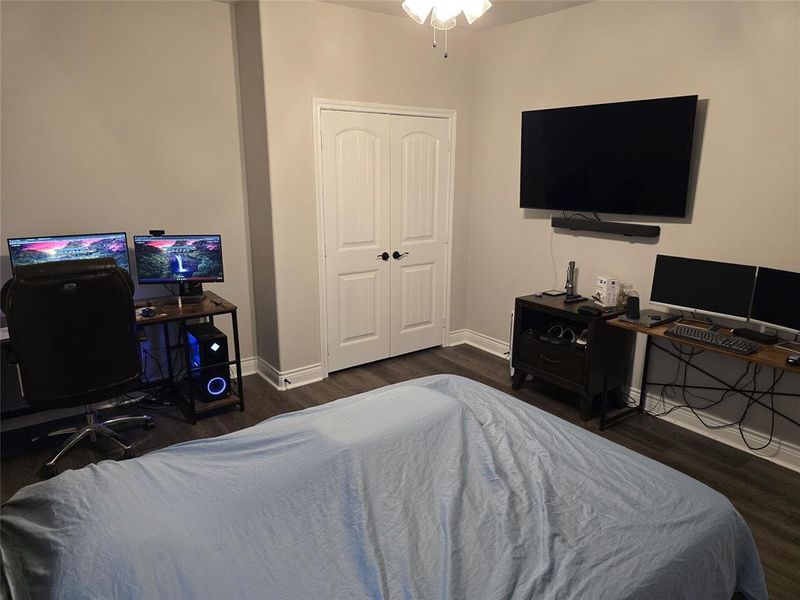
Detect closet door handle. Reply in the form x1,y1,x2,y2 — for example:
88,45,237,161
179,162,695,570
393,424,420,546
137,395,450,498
392,251,410,260
377,252,390,261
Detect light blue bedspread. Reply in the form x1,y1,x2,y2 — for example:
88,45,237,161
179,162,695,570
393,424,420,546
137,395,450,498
1,375,767,599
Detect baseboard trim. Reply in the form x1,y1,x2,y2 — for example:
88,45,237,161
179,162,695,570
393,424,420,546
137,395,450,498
256,358,324,391
448,329,510,359
627,386,800,474
239,357,259,377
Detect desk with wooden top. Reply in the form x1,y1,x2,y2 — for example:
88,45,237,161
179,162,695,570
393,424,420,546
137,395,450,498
603,317,800,430
134,291,245,424
1,291,245,427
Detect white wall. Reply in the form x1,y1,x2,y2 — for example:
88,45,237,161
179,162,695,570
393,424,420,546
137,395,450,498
2,0,797,453
466,1,800,444
234,0,280,367
257,0,475,371
0,0,256,358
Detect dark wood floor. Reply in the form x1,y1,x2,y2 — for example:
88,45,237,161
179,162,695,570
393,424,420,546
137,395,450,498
2,345,799,598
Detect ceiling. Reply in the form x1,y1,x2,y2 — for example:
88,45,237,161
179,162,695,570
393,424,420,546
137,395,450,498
321,1,590,32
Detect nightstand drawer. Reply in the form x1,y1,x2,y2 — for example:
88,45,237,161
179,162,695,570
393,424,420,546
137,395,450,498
515,334,586,384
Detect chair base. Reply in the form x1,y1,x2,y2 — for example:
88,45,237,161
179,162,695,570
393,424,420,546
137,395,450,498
36,411,154,476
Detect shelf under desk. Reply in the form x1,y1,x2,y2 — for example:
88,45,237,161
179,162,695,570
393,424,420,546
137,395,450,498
135,291,245,424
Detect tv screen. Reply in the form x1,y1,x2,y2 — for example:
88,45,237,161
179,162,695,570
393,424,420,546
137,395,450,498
133,235,224,284
7,232,130,273
650,255,757,320
520,95,697,217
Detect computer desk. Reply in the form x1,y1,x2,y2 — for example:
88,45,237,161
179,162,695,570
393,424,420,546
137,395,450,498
0,291,245,428
602,318,800,430
134,291,245,424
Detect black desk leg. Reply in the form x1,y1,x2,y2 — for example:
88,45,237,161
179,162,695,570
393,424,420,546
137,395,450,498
163,323,174,384
600,335,651,431
638,335,653,413
164,322,196,423
231,309,245,411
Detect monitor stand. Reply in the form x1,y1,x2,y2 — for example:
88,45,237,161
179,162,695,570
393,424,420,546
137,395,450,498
178,282,205,304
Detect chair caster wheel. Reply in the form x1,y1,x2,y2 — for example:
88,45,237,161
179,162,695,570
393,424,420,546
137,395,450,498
144,420,155,430
123,449,135,460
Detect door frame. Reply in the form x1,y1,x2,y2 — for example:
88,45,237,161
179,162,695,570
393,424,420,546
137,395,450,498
312,98,457,378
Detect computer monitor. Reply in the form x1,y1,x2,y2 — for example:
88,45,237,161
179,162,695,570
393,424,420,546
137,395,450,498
749,267,800,333
7,232,130,273
133,234,224,285
650,255,757,321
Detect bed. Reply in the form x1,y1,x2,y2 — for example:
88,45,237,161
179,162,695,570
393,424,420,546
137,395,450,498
1,375,766,599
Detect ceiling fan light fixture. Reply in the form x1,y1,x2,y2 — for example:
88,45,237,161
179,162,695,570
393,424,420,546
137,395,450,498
431,15,457,31
401,0,434,25
431,0,462,22
402,0,492,57
462,0,492,25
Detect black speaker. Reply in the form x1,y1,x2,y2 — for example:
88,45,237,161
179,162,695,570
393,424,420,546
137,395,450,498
551,217,661,238
185,322,230,401
626,296,640,319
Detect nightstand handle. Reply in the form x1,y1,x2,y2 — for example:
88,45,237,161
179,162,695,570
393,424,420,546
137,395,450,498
540,354,561,365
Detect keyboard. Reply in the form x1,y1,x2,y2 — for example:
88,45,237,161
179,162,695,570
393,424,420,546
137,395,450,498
665,325,761,355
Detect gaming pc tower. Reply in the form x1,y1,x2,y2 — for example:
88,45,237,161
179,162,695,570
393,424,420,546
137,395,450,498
185,323,231,401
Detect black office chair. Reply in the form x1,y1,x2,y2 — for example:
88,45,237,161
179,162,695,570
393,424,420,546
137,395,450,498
1,258,153,475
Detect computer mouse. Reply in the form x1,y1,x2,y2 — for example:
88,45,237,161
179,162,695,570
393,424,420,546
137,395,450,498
649,315,662,321
141,307,156,318
787,354,800,366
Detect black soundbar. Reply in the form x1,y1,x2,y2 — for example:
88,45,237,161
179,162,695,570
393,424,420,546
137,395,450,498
551,217,660,238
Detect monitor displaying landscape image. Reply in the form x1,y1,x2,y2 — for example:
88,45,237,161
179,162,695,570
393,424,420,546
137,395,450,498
133,235,224,284
7,233,131,272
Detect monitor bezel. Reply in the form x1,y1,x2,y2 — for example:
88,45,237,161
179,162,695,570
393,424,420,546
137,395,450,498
649,254,756,323
747,267,800,334
6,231,131,274
748,316,800,335
649,300,750,323
132,234,225,285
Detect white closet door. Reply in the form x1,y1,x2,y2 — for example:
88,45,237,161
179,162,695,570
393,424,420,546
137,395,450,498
389,115,450,357
321,110,392,372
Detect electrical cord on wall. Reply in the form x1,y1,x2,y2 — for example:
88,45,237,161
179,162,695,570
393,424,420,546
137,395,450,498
548,221,558,290
561,210,602,222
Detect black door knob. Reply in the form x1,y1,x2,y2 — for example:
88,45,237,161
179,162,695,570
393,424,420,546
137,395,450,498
392,251,410,260
377,252,390,261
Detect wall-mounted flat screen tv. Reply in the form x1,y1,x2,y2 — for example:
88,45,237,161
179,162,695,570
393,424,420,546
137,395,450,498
520,95,697,217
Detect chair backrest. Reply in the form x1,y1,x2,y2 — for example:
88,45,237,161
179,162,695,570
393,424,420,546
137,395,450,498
0,258,141,409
